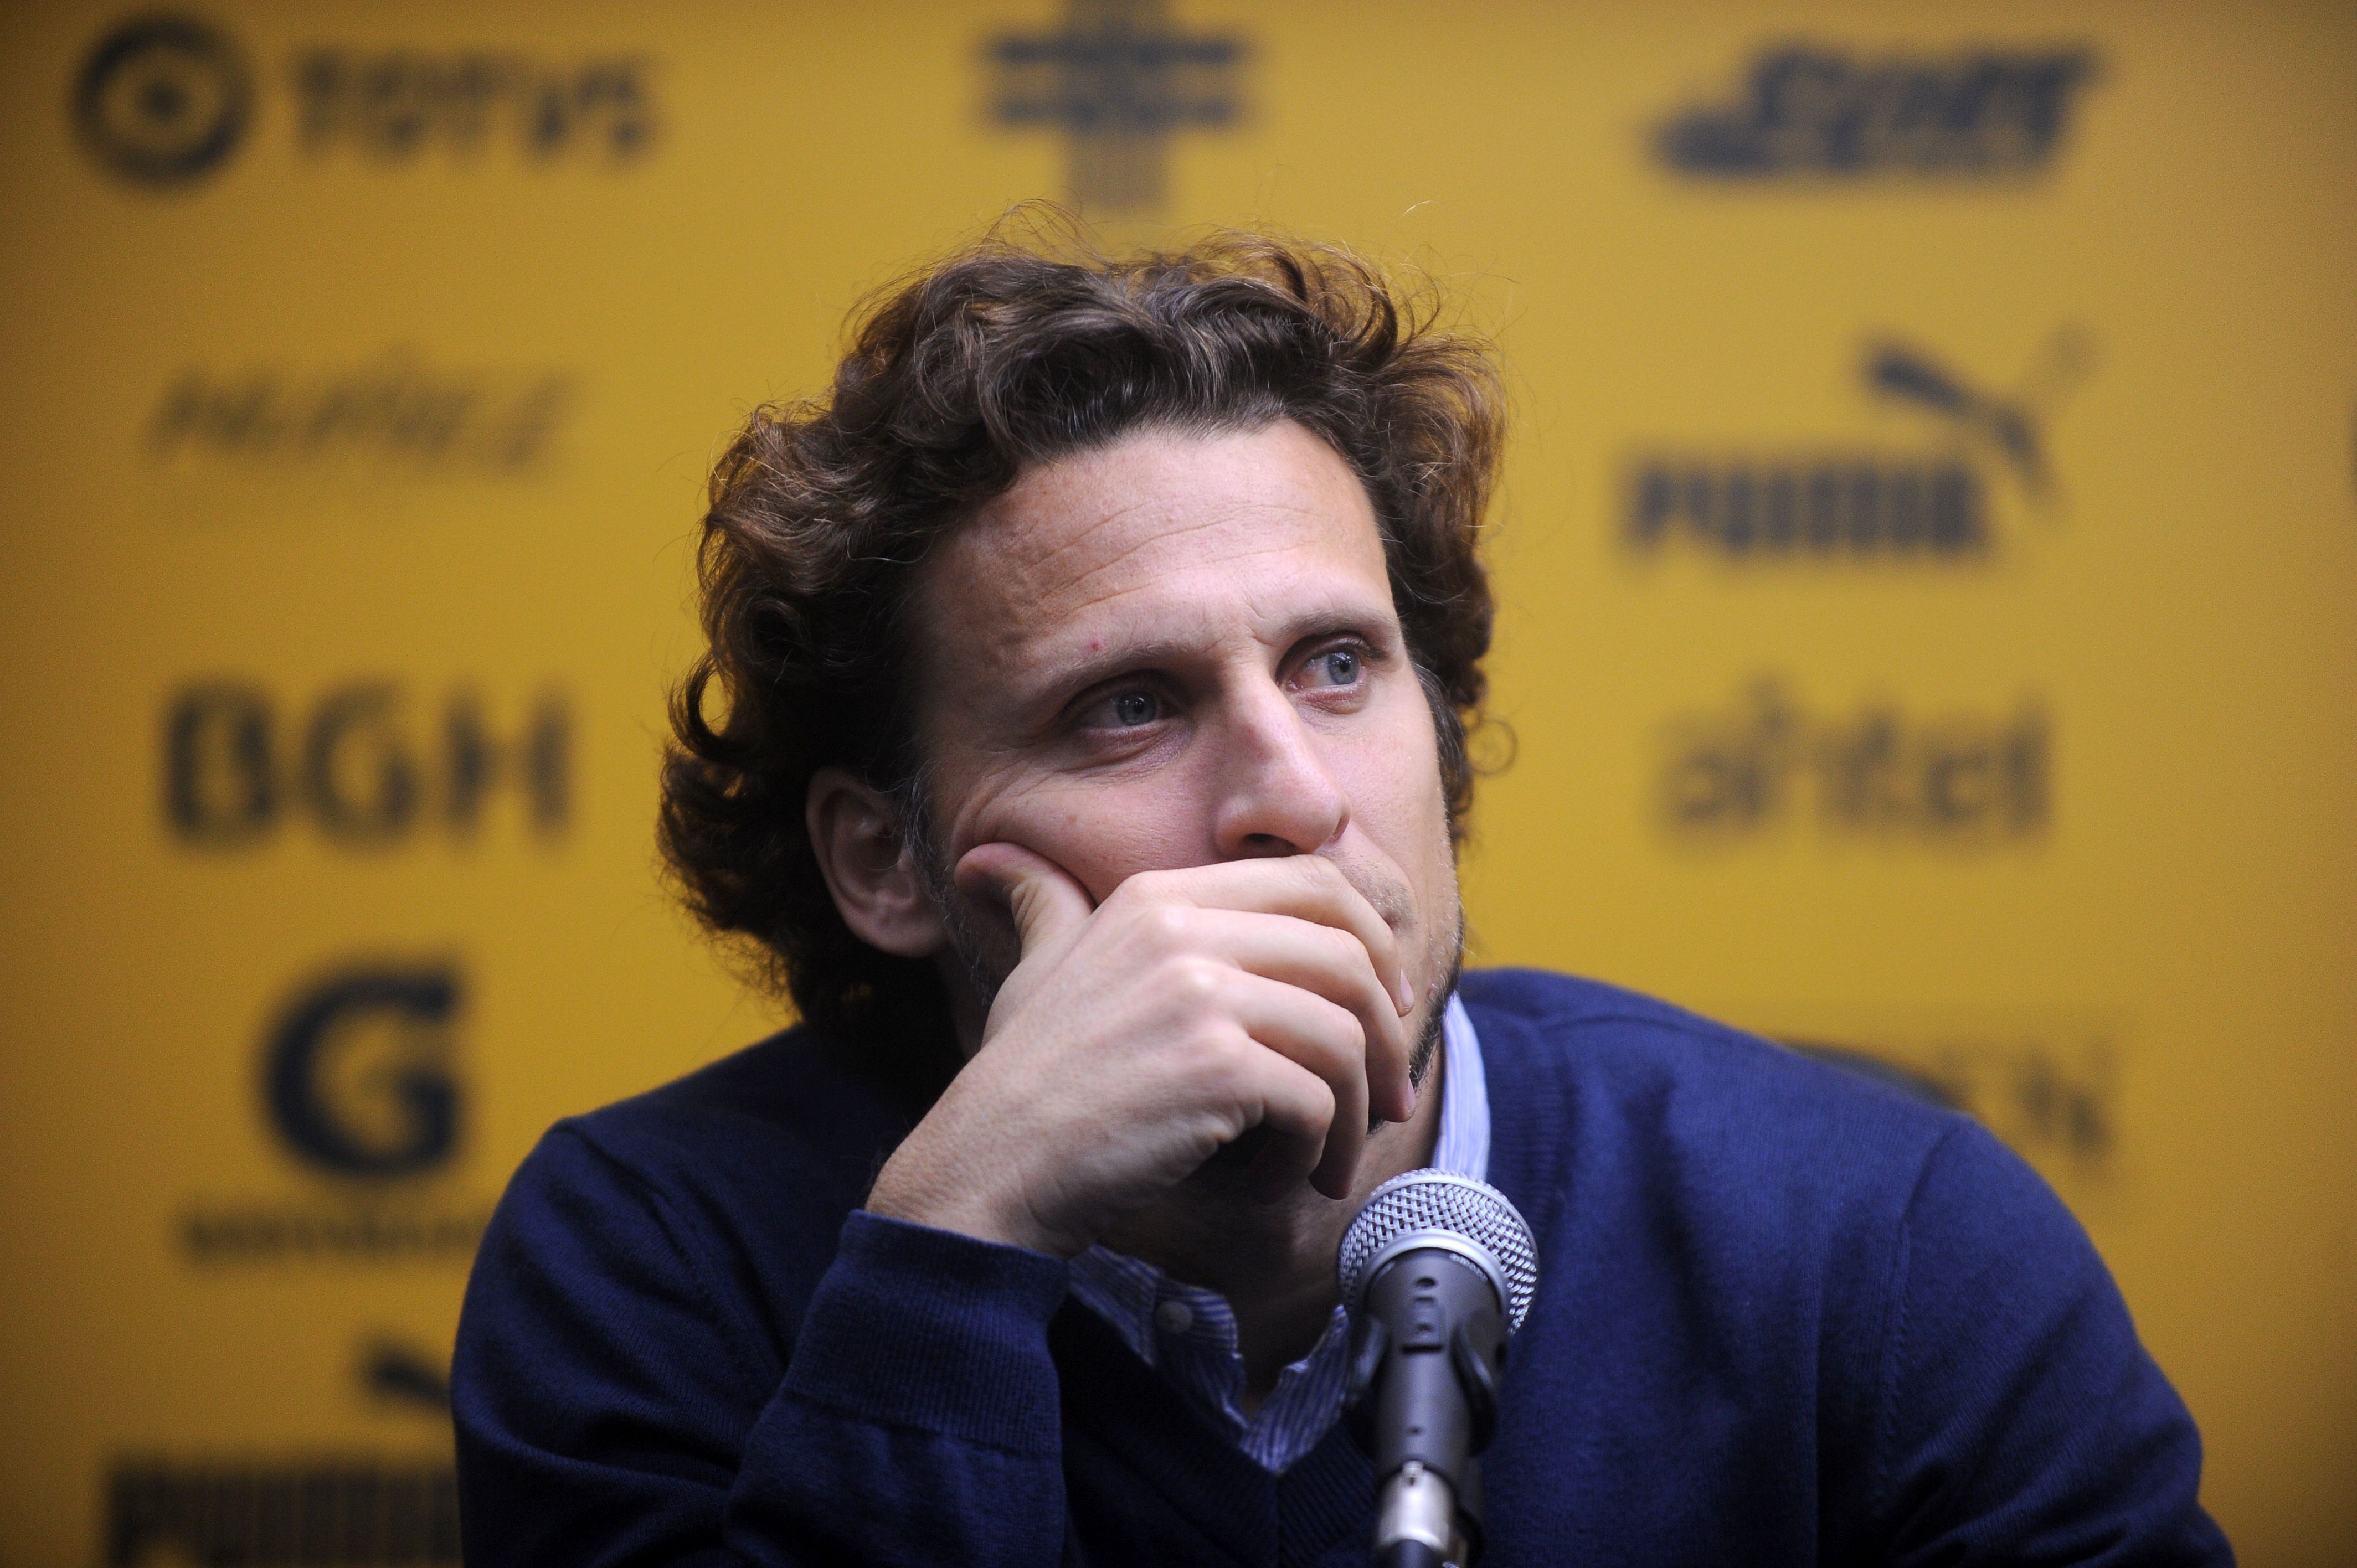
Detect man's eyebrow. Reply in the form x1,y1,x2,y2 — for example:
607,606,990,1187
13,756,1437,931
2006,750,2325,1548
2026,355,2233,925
1018,637,1190,703
1263,605,1401,656
1018,605,1401,704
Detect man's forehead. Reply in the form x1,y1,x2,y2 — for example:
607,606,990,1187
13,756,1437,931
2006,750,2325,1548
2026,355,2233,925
923,422,1392,661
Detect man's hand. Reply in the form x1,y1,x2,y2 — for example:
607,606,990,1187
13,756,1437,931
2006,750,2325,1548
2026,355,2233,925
863,847,1418,1258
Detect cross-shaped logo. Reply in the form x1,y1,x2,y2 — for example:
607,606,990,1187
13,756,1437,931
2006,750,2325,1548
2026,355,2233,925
987,0,1248,212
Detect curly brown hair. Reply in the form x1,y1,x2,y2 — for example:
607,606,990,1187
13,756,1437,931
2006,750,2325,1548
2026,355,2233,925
660,226,1504,1094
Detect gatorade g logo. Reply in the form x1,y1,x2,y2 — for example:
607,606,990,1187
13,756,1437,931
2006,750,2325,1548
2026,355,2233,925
264,969,461,1179
75,15,254,188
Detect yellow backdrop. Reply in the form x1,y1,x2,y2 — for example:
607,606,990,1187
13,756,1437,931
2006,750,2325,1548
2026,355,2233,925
2,1,2351,1562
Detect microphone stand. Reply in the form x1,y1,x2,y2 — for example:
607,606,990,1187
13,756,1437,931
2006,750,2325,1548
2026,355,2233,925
1344,1247,1506,1568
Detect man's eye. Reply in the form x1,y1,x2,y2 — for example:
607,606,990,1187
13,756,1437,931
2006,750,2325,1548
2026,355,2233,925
1302,648,1362,688
1107,691,1161,728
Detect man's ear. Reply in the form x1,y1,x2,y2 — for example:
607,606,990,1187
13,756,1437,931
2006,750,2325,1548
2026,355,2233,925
806,766,948,958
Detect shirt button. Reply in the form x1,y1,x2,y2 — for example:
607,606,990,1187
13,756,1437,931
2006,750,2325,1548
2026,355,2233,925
1155,1299,1194,1335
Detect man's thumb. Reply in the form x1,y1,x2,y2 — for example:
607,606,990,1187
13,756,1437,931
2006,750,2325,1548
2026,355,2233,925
954,842,1095,954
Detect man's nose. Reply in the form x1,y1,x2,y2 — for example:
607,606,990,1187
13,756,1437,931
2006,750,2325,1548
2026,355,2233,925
1210,680,1350,858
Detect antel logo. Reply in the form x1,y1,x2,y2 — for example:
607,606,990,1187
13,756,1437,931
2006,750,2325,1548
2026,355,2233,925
74,14,254,188
1659,676,2049,846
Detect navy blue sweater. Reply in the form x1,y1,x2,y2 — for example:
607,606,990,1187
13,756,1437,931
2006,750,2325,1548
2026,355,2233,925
452,969,2229,1565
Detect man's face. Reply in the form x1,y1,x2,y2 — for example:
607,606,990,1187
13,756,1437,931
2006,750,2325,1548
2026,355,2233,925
906,419,1463,1071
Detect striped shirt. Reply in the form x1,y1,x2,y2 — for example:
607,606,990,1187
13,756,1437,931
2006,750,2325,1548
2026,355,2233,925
1065,993,1491,1473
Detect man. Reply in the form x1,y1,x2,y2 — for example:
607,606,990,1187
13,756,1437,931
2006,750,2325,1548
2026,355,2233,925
453,231,2229,1566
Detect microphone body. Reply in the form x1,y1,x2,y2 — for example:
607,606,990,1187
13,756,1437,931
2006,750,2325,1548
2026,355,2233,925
1337,1172,1538,1568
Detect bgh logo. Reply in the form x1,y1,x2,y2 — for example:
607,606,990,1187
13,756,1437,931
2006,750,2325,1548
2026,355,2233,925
74,14,254,187
163,681,570,848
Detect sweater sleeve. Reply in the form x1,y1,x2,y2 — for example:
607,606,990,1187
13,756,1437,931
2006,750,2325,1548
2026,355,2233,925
452,1124,1075,1567
1870,1122,2234,1567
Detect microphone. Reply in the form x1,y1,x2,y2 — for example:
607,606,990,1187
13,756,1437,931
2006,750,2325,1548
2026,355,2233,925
1336,1170,1538,1568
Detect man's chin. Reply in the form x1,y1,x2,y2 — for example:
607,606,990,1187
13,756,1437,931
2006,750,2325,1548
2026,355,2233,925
1098,1136,1329,1277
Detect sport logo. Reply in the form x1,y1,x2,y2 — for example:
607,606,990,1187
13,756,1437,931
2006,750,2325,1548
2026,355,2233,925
109,1457,459,1565
146,354,577,473
1626,328,2094,563
74,14,254,188
177,964,493,1266
1656,43,2097,179
265,968,462,1180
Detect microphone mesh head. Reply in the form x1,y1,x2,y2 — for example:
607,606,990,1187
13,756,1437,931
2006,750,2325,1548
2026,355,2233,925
1337,1169,1539,1334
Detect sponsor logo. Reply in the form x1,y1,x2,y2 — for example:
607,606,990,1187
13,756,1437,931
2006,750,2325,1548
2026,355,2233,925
1656,43,2098,180
1630,453,1987,559
1659,676,2049,845
75,14,254,188
291,48,656,165
178,964,491,1267
147,355,577,474
1627,328,2093,562
360,1338,451,1415
102,1340,455,1561
987,0,1248,211
107,1456,459,1566
163,682,570,850
265,969,461,1180
1784,1025,2117,1179
73,14,657,187
177,1202,487,1266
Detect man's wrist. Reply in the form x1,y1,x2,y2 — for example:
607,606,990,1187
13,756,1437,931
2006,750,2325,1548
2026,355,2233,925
865,1160,1073,1258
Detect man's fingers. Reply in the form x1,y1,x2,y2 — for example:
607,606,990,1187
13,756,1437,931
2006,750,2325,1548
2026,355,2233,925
1190,911,1415,1126
1237,1055,1344,1203
1212,971,1369,1199
956,842,1095,956
1140,856,1414,1018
